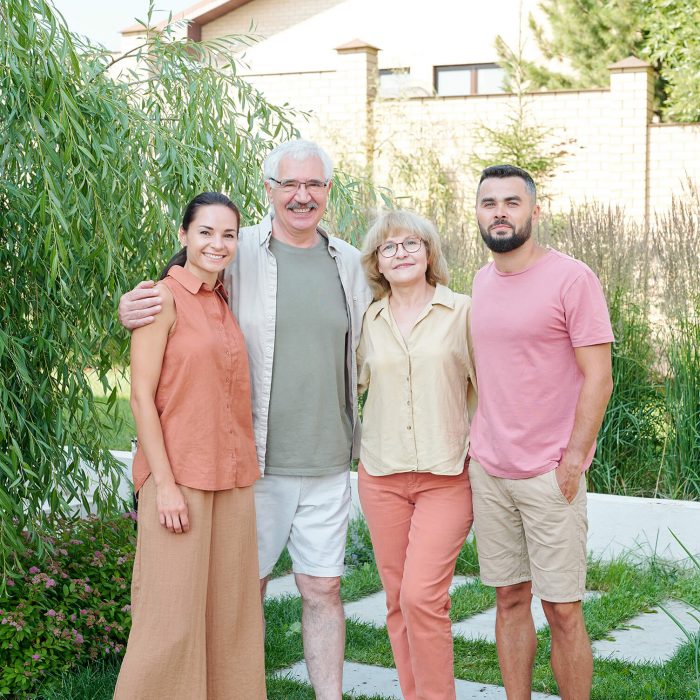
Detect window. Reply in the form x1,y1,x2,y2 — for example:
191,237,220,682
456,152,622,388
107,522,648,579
378,68,411,97
434,63,505,96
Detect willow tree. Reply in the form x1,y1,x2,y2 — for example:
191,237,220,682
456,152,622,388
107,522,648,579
0,0,370,577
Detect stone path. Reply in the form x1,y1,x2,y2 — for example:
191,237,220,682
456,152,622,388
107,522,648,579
267,573,699,699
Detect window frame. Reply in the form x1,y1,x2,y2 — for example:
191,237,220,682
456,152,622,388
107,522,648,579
433,63,505,96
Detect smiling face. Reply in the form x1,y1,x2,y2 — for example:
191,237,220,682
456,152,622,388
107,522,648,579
476,176,540,253
265,155,331,240
376,229,429,290
179,204,239,286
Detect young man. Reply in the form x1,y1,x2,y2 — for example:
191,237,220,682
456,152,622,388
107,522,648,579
468,165,614,700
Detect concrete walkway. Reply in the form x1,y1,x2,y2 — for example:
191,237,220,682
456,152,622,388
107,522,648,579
268,573,698,699
108,454,699,697
109,455,700,563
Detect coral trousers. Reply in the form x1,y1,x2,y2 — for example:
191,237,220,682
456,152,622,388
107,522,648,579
358,464,473,700
113,477,266,699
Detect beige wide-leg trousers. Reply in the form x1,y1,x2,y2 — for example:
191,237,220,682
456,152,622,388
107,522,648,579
114,477,266,699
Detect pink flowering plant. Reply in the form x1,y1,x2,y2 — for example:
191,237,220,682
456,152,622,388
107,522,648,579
0,513,137,696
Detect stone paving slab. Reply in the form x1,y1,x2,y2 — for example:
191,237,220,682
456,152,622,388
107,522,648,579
265,573,299,599
280,661,560,699
452,591,600,643
592,599,700,663
344,576,474,628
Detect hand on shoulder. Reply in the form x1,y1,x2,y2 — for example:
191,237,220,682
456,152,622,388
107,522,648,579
118,280,163,330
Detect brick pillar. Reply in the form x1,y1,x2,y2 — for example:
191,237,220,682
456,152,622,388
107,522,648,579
334,39,379,176
607,57,654,222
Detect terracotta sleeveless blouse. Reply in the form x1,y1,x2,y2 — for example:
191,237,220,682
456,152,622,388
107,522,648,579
132,265,259,492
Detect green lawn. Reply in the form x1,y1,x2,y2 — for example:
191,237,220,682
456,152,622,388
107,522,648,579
98,396,135,452
36,521,700,700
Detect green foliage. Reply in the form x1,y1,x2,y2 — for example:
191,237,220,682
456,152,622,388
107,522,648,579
469,91,570,201
539,198,699,500
517,0,644,90
0,515,135,696
662,316,700,500
0,0,368,580
37,658,120,700
644,0,700,122
95,398,135,452
593,295,664,496
475,33,571,202
344,516,376,568
499,0,700,122
385,142,488,294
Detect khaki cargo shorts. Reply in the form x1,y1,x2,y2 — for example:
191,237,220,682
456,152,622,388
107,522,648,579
468,459,588,602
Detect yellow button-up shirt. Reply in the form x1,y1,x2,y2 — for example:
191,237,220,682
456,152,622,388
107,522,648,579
357,284,477,476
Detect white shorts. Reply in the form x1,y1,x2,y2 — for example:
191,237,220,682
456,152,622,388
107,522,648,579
254,471,351,579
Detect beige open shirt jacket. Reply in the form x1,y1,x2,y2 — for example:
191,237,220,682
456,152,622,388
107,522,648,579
224,215,373,475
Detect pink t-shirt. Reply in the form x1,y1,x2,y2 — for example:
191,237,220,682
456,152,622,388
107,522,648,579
469,249,614,479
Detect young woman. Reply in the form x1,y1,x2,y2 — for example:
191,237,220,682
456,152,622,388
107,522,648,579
357,210,476,700
114,193,266,699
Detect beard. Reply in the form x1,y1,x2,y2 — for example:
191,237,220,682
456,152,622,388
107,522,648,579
479,217,533,253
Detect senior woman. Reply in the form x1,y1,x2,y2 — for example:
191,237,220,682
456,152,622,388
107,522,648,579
357,210,476,700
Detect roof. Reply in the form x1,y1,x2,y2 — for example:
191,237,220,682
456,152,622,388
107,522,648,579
121,0,253,35
608,56,652,71
335,39,380,52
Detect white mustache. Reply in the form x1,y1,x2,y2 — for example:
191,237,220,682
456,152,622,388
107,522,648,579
287,202,318,211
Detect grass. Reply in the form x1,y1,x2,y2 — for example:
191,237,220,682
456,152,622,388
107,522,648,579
37,521,700,700
97,396,135,452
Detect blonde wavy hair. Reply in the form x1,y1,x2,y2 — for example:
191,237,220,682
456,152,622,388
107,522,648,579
361,209,450,300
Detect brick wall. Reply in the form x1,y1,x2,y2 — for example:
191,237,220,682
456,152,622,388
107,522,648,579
648,123,700,214
243,53,699,221
121,2,700,222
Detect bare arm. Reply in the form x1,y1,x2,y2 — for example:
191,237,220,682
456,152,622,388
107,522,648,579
466,303,478,420
119,280,163,330
356,318,370,397
130,285,189,533
556,343,613,501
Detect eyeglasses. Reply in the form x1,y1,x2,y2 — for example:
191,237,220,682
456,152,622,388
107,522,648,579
377,237,423,258
268,177,329,194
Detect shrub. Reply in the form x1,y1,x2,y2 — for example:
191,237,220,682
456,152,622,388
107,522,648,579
0,0,377,582
0,515,135,697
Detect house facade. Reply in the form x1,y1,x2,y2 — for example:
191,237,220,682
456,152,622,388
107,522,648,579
121,0,700,221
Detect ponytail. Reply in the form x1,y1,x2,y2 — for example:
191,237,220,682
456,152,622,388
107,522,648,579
159,247,187,280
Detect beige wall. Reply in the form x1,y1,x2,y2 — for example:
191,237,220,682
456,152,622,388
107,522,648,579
119,0,700,221
201,0,547,92
648,123,700,215
241,49,699,221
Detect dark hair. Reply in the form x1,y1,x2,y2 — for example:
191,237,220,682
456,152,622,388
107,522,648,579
159,192,240,280
478,164,537,201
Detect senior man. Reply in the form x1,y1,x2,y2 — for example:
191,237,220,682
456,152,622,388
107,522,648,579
118,139,372,700
468,164,614,700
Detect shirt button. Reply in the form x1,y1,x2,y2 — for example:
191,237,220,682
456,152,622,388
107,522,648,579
407,426,412,431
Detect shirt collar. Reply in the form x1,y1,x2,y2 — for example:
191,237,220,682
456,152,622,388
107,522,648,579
261,213,331,248
258,214,273,246
167,264,228,302
372,283,455,320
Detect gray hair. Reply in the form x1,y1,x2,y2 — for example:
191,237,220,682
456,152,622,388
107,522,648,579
361,209,450,300
262,139,334,182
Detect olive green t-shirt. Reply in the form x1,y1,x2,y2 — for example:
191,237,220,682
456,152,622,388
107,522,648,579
264,236,353,476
